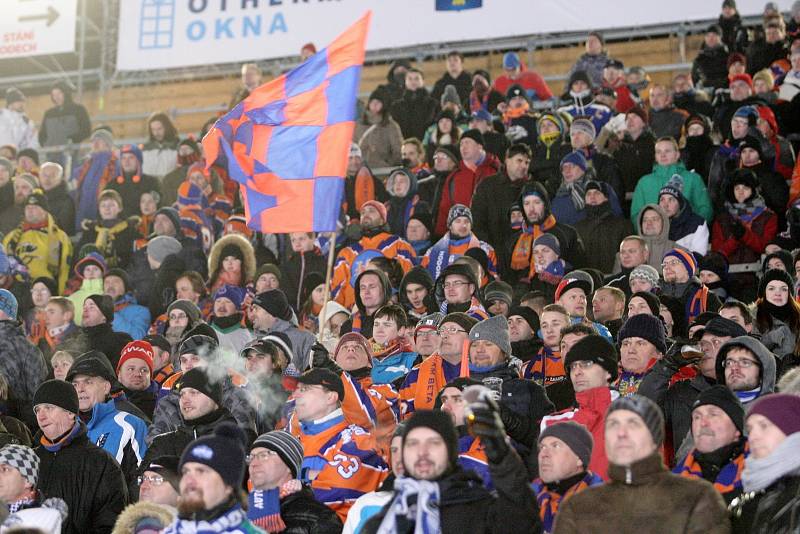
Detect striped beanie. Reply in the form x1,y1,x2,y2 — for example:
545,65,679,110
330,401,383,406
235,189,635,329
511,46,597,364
250,430,304,478
663,248,697,278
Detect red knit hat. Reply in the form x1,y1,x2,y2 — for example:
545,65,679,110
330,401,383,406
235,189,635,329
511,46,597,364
334,332,373,366
116,340,154,376
729,73,753,90
360,200,387,223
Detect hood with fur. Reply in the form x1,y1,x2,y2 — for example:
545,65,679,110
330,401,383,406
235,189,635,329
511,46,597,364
208,233,257,283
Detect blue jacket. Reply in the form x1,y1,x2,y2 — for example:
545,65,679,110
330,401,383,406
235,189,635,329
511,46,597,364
86,399,148,483
112,293,151,340
371,351,419,385
551,184,623,227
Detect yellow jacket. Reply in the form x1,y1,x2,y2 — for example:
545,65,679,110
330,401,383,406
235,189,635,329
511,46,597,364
3,214,73,293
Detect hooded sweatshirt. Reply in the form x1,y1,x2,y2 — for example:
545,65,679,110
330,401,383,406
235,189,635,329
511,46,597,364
715,336,777,406
634,204,677,271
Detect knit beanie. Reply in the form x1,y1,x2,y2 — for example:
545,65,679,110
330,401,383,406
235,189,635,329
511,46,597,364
213,284,246,310
629,291,661,316
663,248,697,278
66,350,118,384
469,315,512,356
33,379,79,414
440,85,460,108
167,299,202,324
533,233,561,256
447,204,473,228
252,289,293,321
560,150,588,172
563,335,619,381
180,423,247,489
402,410,459,472
698,252,729,282
692,385,745,434
86,294,115,323
758,268,795,299
555,271,594,303
251,431,304,478
729,73,753,90
91,128,114,149
334,332,373,365
155,207,181,234
746,393,800,437
176,368,223,406
0,445,39,487
360,200,387,223
178,334,219,357
483,280,513,308
143,334,171,354
460,129,485,147
440,312,478,335
570,118,596,143
626,105,649,124
607,394,665,446
618,313,667,354
117,341,155,376
629,264,660,288
147,235,182,264
14,173,38,192
105,268,131,293
415,312,444,335
74,251,108,279
0,289,18,319
508,305,540,333
538,421,594,469
255,263,283,286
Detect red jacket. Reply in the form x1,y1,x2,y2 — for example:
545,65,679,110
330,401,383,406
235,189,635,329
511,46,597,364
435,152,501,236
540,386,617,480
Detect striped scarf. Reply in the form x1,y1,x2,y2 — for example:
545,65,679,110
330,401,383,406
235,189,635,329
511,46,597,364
510,215,557,271
674,445,747,496
532,471,603,533
521,346,565,386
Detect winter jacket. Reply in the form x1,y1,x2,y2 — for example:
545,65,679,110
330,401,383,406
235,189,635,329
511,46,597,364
550,177,624,227
85,398,149,487
38,95,91,148
399,353,463,415
615,130,656,196
668,195,710,256
78,217,141,270
746,39,788,76
211,317,254,356
421,233,499,281
0,494,67,533
0,108,37,149
260,317,315,373
67,277,104,327
674,91,715,120
625,204,676,272
574,202,634,274
68,323,134,371
691,44,730,90
553,452,731,534
141,139,178,179
531,139,572,198
390,88,438,141
567,52,609,88
733,475,800,534
432,70,474,106
471,172,530,272
147,377,256,445
270,485,343,534
494,71,553,102
715,336,777,405
112,293,151,340
36,422,128,534
163,502,262,534
43,181,76,236
3,214,72,293
362,449,541,534
541,387,618,481
631,162,712,227
385,169,430,238
281,248,327,313
111,501,175,534
105,172,161,219
740,162,790,228
0,320,46,428
558,96,613,133
660,277,722,326
434,153,501,237
649,107,689,140
355,114,403,170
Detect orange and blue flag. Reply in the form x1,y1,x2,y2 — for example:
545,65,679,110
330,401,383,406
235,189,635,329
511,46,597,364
202,12,371,233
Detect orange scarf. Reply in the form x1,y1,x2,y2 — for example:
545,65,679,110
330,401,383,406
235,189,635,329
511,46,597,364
510,215,557,271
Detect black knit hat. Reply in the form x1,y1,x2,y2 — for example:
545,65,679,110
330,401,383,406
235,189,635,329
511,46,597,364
33,379,79,415
440,312,478,335
698,252,729,282
539,421,594,469
104,268,131,293
176,367,223,406
758,268,795,300
607,394,665,446
460,129,485,147
618,313,667,354
564,335,619,381
692,385,744,434
762,250,794,276
86,294,114,323
155,207,181,235
629,291,661,316
252,289,293,321
180,423,247,489
408,210,434,236
66,350,117,384
297,368,344,401
508,305,540,333
402,410,459,473
178,334,219,357
142,334,171,354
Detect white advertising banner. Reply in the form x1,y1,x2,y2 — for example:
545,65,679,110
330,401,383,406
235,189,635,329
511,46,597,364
116,0,772,72
0,0,77,60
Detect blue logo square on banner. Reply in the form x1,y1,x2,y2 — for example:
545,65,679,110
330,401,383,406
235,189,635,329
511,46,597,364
435,0,482,11
139,0,176,49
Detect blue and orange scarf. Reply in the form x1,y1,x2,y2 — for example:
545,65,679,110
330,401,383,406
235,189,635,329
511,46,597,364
531,471,603,533
673,443,748,496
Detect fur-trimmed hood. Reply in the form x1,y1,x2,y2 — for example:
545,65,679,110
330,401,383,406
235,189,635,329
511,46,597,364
112,501,176,534
208,233,257,283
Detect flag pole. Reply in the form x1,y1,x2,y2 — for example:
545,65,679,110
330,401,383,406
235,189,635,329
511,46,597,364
317,231,338,343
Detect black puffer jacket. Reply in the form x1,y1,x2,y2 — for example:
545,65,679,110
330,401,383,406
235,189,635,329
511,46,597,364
36,422,127,534
65,322,133,371
280,485,343,534
732,476,800,534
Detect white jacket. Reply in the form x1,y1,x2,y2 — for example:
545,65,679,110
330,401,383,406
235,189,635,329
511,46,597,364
0,109,38,150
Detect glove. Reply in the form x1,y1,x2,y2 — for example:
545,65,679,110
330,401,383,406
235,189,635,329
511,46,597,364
344,222,362,242
468,397,510,464
310,342,342,373
662,340,703,372
730,220,746,240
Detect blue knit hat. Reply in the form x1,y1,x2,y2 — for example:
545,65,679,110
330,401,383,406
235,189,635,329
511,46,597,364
213,284,246,309
0,289,18,319
533,233,561,256
180,423,247,489
560,150,587,172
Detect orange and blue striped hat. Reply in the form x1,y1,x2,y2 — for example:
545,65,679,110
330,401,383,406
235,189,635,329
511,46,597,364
663,248,697,277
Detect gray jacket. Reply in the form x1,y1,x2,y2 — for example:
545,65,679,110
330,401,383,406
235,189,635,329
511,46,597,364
0,321,46,426
261,318,314,372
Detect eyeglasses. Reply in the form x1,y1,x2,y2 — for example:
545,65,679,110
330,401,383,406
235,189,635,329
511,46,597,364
438,326,467,335
722,358,759,369
137,475,165,486
442,281,469,289
415,330,439,338
568,360,596,372
296,384,324,394
169,312,188,321
661,259,682,268
246,450,278,464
